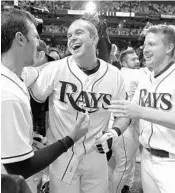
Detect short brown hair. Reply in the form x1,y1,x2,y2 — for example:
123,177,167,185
69,19,98,38
119,49,135,64
1,8,37,54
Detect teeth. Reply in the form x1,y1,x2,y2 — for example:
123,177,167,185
72,44,81,50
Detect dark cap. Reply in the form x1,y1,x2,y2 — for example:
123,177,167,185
37,40,55,62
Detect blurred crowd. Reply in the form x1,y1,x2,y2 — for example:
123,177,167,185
43,24,143,37
43,25,68,34
1,0,174,62
2,0,173,15
2,1,174,40
98,1,175,15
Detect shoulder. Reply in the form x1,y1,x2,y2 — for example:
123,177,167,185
2,85,30,111
22,67,39,87
37,56,69,72
2,93,17,103
99,59,121,74
1,91,27,109
1,84,21,102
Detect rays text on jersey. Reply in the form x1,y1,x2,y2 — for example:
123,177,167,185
139,89,172,111
59,81,112,113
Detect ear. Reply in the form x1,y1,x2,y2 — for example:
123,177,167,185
93,34,99,47
122,61,127,67
15,32,26,47
166,43,174,56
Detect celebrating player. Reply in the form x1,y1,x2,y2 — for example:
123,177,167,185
110,48,140,193
97,24,175,193
28,19,130,193
1,8,89,193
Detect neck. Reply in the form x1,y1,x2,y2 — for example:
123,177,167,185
73,53,98,70
154,56,173,76
1,50,23,77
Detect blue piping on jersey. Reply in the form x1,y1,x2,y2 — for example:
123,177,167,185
67,57,87,155
27,68,39,88
29,87,46,103
148,67,175,148
91,62,108,92
1,74,29,97
61,147,74,181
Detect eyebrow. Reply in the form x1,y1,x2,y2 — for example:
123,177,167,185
68,29,85,35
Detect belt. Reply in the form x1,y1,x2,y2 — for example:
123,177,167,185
146,148,169,158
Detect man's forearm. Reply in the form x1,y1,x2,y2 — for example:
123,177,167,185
4,136,73,179
139,107,175,130
112,117,131,135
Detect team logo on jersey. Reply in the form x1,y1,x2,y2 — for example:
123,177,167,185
139,89,172,111
59,81,112,113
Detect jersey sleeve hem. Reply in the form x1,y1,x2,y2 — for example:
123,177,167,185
29,88,46,103
1,150,34,164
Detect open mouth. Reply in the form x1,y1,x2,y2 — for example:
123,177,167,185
72,44,81,51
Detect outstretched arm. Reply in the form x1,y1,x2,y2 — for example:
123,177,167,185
4,112,89,179
109,100,175,130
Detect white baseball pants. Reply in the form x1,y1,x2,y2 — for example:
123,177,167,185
112,127,139,193
49,150,108,193
141,148,175,193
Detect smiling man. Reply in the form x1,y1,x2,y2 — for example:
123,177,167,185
120,49,140,69
28,19,130,193
100,24,175,193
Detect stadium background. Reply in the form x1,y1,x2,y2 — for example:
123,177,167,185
1,1,175,193
2,0,175,59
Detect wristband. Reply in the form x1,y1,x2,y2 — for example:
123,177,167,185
112,127,122,137
60,136,74,152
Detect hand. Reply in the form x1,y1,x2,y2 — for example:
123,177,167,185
97,20,108,39
95,129,118,154
70,111,90,142
110,44,118,56
82,11,99,27
107,100,142,119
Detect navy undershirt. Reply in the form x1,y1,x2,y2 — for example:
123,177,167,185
79,59,100,75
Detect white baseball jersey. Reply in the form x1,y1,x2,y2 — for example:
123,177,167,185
109,67,151,133
1,65,37,193
1,65,34,164
29,56,125,183
121,67,140,101
133,62,175,154
121,67,151,101
110,67,151,192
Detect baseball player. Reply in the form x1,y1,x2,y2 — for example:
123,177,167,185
110,49,152,193
1,9,89,193
28,19,130,193
110,49,140,193
96,24,175,193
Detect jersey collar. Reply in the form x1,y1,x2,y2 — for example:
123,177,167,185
68,56,108,82
1,65,29,96
154,60,175,78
